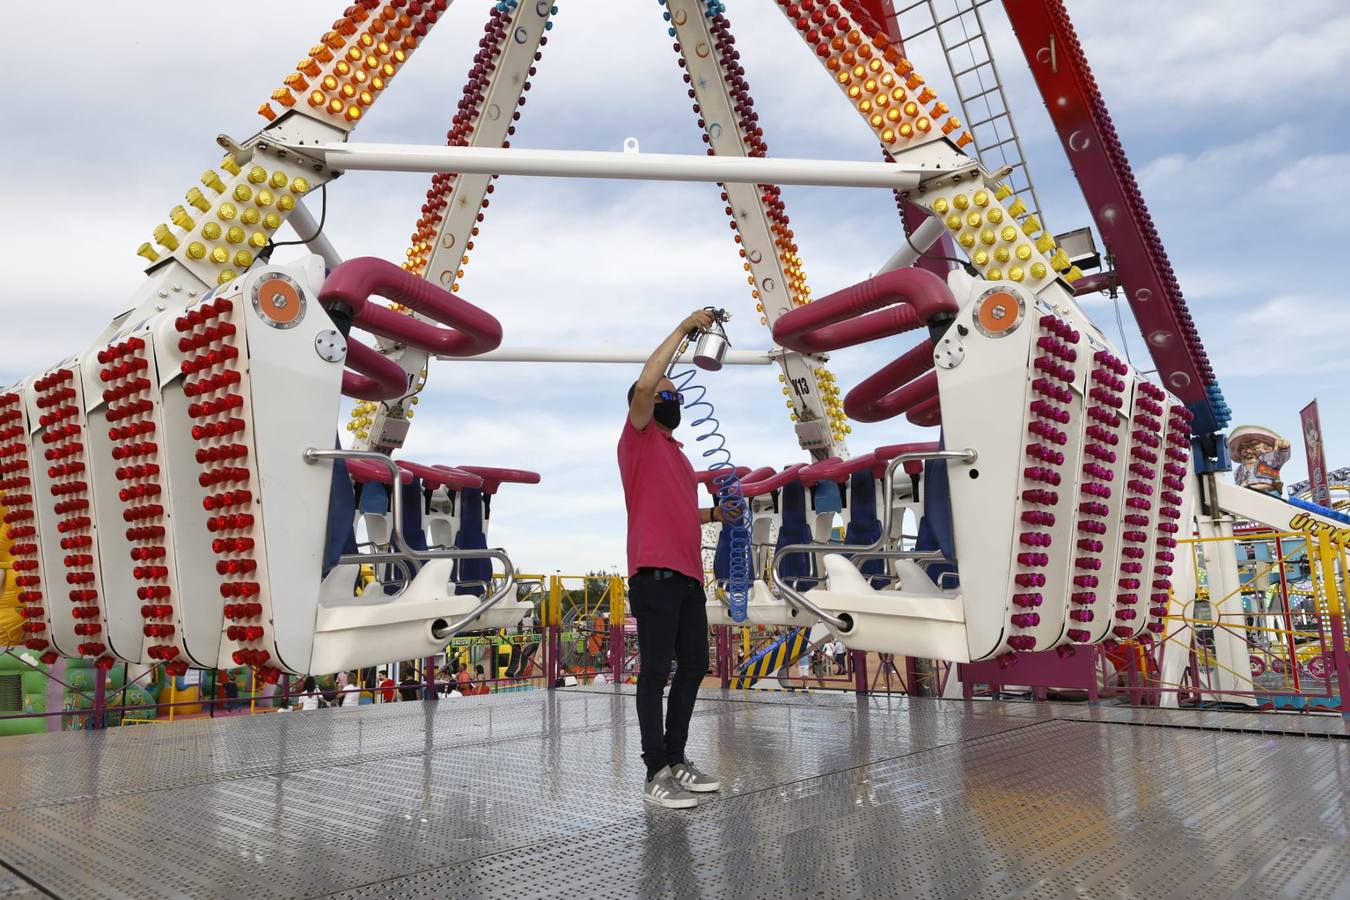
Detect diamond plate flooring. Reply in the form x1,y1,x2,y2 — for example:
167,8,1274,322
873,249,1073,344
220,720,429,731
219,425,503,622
0,686,1347,899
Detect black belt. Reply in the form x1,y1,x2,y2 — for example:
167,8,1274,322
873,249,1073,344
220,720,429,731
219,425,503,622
637,567,687,582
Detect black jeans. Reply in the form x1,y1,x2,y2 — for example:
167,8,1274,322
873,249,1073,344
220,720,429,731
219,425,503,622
628,568,709,776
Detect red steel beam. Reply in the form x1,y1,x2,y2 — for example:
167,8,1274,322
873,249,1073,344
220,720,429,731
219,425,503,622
999,0,1225,436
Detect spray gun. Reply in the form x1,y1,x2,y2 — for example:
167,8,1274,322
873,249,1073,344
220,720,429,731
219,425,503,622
692,307,732,371
667,306,753,621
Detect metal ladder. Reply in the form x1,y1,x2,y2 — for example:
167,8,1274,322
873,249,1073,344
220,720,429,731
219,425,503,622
894,0,1047,229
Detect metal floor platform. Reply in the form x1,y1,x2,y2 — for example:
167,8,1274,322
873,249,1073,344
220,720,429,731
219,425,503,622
1,687,1348,899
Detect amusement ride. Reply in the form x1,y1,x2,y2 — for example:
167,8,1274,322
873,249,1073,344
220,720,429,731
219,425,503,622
1,0,1348,897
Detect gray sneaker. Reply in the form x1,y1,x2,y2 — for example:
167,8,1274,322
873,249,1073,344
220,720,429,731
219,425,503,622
643,766,698,809
670,761,720,793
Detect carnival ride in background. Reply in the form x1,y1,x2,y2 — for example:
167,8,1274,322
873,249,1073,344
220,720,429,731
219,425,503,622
2,0,1348,712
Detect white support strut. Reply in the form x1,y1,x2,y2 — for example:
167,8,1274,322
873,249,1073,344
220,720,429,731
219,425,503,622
437,346,776,365
290,141,929,190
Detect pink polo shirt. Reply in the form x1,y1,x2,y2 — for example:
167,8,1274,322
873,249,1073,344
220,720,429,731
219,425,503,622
617,416,702,580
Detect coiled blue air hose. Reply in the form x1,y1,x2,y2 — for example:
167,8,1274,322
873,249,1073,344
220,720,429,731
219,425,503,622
669,365,753,621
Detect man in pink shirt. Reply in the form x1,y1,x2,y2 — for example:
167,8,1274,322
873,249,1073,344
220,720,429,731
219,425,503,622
618,309,738,809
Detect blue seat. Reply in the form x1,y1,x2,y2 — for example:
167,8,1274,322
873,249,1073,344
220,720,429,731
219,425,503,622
399,477,428,552
843,470,888,587
915,441,957,585
454,487,491,596
358,481,389,517
713,524,732,580
776,481,817,590
322,450,357,578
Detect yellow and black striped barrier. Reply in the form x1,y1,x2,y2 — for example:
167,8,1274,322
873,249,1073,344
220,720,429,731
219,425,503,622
731,628,809,689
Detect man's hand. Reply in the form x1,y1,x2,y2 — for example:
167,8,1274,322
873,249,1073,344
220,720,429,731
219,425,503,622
681,309,716,336
630,309,717,430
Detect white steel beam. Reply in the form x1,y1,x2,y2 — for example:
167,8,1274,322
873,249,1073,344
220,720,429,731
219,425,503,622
286,201,343,270
294,141,926,190
877,214,950,274
436,346,776,365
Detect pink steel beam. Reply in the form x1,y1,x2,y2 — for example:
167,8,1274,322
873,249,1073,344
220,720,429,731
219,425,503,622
319,257,504,357
999,0,1219,430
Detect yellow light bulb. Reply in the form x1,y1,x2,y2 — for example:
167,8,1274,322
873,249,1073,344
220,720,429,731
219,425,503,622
881,128,896,142
1035,234,1056,253
1021,215,1042,236
233,184,253,202
247,166,267,185
186,241,206,260
1030,262,1048,279
987,267,1003,280
953,194,969,210
980,229,996,245
945,214,963,231
226,226,244,244
220,156,241,176
217,203,238,221
202,222,222,240
1001,226,1018,242
136,242,159,263
211,246,229,264
1007,198,1027,218
169,205,194,230
966,212,982,228
986,207,1003,224
249,232,267,248
278,194,296,211
218,270,237,285
1015,244,1033,261
185,187,211,212
1009,267,1025,282
973,250,989,266
233,250,253,268
1049,249,1071,271
201,171,225,193
959,233,976,249
995,183,1014,201
153,223,178,250
995,247,1010,263
931,198,949,214
241,208,260,225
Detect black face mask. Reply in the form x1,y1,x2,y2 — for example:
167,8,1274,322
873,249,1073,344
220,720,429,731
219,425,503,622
653,400,681,430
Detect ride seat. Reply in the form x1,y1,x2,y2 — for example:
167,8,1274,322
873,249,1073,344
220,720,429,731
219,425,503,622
322,452,358,577
453,488,490,596
915,449,958,585
776,481,817,590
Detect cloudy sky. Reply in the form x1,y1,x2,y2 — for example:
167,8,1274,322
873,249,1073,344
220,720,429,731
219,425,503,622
3,1,1347,575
